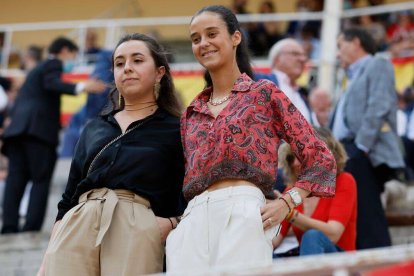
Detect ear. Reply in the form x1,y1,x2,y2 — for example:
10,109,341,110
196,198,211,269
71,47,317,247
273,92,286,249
156,66,166,82
232,30,242,48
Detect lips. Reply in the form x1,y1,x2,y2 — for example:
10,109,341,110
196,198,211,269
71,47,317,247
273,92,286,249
201,50,218,57
123,78,138,83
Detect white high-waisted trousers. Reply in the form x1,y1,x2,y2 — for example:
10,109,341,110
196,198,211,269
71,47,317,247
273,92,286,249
166,185,280,274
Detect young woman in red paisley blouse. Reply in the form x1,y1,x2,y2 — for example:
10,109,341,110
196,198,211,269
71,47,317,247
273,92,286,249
166,5,337,273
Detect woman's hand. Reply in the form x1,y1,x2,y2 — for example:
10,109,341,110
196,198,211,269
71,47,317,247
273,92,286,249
156,217,174,244
260,198,291,230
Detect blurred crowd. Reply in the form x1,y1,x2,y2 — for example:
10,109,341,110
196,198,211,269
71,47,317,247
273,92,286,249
231,0,414,59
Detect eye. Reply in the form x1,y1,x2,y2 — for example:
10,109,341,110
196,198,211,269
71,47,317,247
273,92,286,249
115,61,124,67
192,37,200,44
208,32,217,38
134,59,143,63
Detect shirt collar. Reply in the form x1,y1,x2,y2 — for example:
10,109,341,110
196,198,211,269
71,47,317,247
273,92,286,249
347,54,372,80
273,70,298,90
187,73,254,113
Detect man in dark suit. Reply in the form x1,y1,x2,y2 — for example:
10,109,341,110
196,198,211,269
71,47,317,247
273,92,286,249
332,28,405,249
1,37,105,234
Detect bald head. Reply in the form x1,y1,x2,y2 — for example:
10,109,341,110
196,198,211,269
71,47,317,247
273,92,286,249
309,87,332,127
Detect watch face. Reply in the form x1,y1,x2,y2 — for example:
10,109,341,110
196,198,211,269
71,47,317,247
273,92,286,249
289,190,302,206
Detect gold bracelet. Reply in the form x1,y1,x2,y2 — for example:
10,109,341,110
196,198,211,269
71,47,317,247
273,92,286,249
279,197,292,215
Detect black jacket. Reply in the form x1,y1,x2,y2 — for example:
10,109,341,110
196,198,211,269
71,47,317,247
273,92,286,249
3,58,77,146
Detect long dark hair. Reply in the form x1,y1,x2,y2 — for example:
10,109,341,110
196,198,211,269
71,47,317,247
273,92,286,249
191,5,254,87
108,33,182,117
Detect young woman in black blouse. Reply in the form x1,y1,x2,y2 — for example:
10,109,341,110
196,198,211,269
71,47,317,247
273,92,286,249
37,33,184,276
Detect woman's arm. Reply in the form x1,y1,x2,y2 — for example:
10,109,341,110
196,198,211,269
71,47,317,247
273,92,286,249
156,217,179,243
290,212,345,243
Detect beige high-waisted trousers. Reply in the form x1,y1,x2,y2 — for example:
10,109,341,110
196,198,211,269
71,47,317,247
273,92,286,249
45,188,163,276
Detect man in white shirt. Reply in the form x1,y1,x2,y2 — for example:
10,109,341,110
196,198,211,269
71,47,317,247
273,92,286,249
255,38,312,123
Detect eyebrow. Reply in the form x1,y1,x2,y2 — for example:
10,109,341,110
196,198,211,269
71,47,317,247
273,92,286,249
114,52,145,60
190,26,219,38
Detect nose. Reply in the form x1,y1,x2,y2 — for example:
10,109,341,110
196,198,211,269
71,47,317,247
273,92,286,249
123,60,133,73
199,36,210,48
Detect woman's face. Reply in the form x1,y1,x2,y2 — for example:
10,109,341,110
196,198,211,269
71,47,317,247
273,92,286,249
113,40,164,101
189,11,240,72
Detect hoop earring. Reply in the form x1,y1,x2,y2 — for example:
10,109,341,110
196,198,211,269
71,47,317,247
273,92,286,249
154,81,160,100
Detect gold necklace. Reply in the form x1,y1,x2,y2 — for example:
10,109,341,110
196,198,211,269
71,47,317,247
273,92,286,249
124,103,158,111
124,101,156,106
209,91,231,106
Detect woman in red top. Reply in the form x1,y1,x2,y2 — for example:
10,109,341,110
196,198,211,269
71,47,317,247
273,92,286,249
166,5,337,272
274,127,357,255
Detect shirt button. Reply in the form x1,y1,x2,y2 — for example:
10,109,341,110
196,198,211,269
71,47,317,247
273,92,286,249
115,144,120,148
110,161,114,165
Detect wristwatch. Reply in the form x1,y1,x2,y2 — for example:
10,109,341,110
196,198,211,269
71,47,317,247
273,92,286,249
287,189,303,207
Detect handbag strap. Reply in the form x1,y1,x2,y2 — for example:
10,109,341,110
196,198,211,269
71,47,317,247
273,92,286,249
86,120,146,176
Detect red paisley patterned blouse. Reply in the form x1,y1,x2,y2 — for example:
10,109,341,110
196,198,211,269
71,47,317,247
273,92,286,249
181,73,336,201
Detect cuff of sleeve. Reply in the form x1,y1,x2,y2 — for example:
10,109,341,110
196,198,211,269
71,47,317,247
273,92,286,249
75,82,86,94
294,180,336,198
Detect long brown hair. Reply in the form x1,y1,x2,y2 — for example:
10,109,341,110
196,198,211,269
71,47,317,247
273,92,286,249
107,33,182,117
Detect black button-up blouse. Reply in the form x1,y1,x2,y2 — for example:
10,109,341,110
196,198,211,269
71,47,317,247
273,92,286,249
56,108,185,221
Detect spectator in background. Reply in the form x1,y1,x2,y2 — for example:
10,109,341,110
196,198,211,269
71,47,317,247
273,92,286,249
231,0,249,14
386,10,414,58
400,85,414,180
230,0,254,45
20,45,43,72
84,29,102,64
0,37,106,234
299,23,321,60
332,28,405,249
273,128,357,256
358,14,387,51
309,87,332,127
248,1,284,56
60,50,113,158
286,0,323,40
255,38,312,123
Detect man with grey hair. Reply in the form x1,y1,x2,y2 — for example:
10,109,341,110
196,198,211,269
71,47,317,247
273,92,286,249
255,38,311,122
